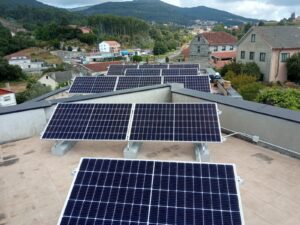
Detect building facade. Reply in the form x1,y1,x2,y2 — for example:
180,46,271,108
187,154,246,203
236,26,300,82
0,89,17,107
99,41,121,53
8,56,47,73
189,32,237,62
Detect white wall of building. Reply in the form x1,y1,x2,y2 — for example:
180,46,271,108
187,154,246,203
99,42,110,53
0,93,17,107
9,58,45,71
38,75,58,90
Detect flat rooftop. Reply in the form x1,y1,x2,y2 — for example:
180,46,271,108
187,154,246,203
0,136,299,225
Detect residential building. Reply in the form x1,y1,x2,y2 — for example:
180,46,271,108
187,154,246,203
38,71,78,90
7,56,48,72
210,51,236,69
99,41,121,53
79,26,92,34
189,32,237,61
236,26,300,82
77,61,123,76
0,88,16,107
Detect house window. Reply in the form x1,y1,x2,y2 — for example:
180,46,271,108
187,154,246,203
213,46,218,52
222,46,226,51
197,46,201,53
249,52,255,60
241,51,245,59
281,53,290,62
46,76,49,79
230,46,234,50
4,96,11,102
251,34,256,42
260,53,266,62
198,36,201,42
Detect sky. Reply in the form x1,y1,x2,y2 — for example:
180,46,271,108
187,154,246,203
38,0,300,21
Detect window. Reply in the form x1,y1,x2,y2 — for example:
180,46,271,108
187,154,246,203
241,51,245,59
260,53,266,62
281,53,290,62
249,52,255,60
222,46,226,51
4,96,11,102
46,76,49,79
197,46,201,53
213,46,218,52
198,36,201,42
251,34,256,42
230,46,234,50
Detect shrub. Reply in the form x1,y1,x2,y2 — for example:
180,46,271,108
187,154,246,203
221,62,261,79
256,88,300,111
224,72,257,90
239,82,265,101
286,53,300,83
16,82,52,104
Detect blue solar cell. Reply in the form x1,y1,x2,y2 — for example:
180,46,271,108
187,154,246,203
42,103,132,140
139,64,168,69
125,69,161,76
90,77,117,93
107,65,138,76
169,63,199,69
130,103,221,142
69,77,96,93
58,159,243,225
116,76,161,90
162,68,180,76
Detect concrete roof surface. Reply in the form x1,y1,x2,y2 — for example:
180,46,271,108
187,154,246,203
0,136,299,225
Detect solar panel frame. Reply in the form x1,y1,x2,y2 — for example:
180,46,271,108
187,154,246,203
69,77,97,93
41,103,133,141
169,64,200,69
139,64,168,69
57,158,244,225
164,76,211,93
129,103,222,143
125,69,161,76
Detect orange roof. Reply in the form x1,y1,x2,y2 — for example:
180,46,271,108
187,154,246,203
80,27,92,34
0,88,14,95
182,47,190,59
4,49,31,60
211,51,237,59
104,41,120,46
84,61,122,72
202,32,237,45
212,60,233,69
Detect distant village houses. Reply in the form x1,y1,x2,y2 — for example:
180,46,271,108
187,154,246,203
0,88,16,107
99,41,121,54
237,26,300,82
39,71,78,90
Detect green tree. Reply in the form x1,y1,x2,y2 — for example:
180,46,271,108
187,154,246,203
153,41,168,55
0,58,25,81
212,24,226,32
16,82,52,104
286,53,300,82
132,55,143,62
79,33,97,45
224,72,257,90
256,88,300,111
67,46,73,51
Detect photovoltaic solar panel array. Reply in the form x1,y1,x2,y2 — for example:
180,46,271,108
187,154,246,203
117,76,162,90
164,76,211,93
107,65,138,76
169,63,200,69
125,69,161,76
69,77,117,94
58,158,244,225
42,103,222,143
69,76,211,93
139,64,168,69
162,68,198,76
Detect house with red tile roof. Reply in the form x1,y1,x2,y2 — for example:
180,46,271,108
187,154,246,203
0,89,16,107
78,61,122,76
99,41,121,53
210,51,237,69
189,32,237,63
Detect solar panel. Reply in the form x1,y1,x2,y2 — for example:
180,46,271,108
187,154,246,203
69,77,96,93
107,65,138,76
162,69,180,76
42,103,132,140
164,76,211,93
116,76,162,90
130,103,221,142
42,103,221,143
58,158,244,225
125,69,161,76
69,77,117,94
179,68,198,76
170,64,200,69
139,64,168,69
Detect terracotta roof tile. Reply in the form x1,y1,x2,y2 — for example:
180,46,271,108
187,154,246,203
202,32,237,45
211,51,237,59
84,61,122,72
0,88,14,95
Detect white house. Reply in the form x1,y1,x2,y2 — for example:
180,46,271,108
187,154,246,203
38,71,76,90
99,41,121,53
0,89,17,107
8,56,47,72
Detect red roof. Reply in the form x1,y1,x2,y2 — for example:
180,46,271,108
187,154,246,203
0,88,14,95
84,61,122,72
104,41,121,46
80,27,92,34
202,32,237,45
211,51,237,59
181,47,190,59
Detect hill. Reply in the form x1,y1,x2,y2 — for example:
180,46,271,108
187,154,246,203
79,0,257,25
